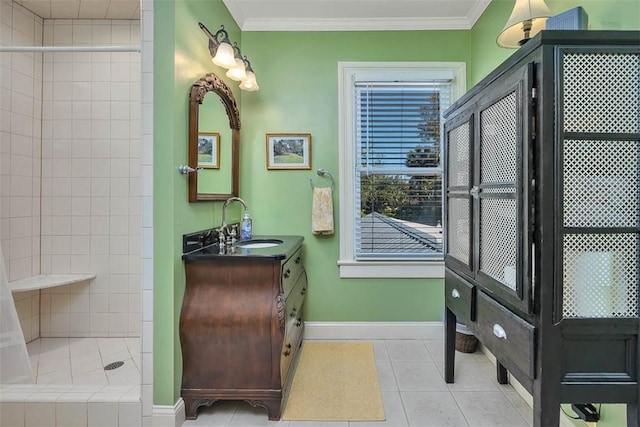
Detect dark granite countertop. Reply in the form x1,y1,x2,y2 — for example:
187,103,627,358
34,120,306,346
181,235,304,261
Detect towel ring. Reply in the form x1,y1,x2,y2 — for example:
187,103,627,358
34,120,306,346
309,168,335,190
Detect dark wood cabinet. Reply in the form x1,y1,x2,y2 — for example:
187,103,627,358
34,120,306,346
444,31,639,427
180,236,306,420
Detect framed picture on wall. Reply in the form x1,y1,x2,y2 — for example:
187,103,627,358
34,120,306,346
266,133,312,170
197,132,220,169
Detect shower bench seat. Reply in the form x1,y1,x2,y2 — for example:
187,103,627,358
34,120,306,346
8,273,96,293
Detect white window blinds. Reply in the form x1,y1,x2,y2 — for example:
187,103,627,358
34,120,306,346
354,81,452,259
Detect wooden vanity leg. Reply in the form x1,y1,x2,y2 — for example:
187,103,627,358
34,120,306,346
445,307,456,383
496,360,508,384
254,399,282,421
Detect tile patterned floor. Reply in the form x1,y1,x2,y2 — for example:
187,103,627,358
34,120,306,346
26,337,140,386
181,339,533,427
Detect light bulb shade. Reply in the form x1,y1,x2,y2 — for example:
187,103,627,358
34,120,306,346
496,0,551,48
239,70,259,91
212,41,236,68
226,57,247,81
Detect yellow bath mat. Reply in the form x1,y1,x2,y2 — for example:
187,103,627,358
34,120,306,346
282,341,385,421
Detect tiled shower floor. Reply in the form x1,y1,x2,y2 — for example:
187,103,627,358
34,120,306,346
26,337,140,386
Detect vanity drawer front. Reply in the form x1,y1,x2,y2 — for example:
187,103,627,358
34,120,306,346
281,275,306,384
285,273,307,334
445,269,475,323
282,247,304,297
281,318,304,385
475,291,535,379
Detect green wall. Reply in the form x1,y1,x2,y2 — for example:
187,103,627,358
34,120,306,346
153,0,640,416
153,0,242,405
239,30,469,323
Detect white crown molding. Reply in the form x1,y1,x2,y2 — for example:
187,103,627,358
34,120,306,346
467,0,493,28
239,17,476,32
224,0,492,32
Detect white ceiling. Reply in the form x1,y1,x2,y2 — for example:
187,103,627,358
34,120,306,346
14,0,140,19
15,0,492,31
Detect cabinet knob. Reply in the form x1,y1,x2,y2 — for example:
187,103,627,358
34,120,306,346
283,349,291,357
301,287,307,295
295,257,301,264
493,324,507,339
290,307,297,317
284,269,291,279
286,343,292,349
295,318,302,327
451,289,460,298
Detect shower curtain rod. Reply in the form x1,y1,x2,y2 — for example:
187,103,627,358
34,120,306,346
0,45,141,52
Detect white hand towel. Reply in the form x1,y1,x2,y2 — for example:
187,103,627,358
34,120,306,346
312,187,334,235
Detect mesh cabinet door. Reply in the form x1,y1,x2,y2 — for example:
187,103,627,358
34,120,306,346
445,116,473,277
559,47,640,319
474,65,534,314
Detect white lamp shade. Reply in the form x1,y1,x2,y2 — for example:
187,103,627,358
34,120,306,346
226,58,247,81
212,41,236,68
497,0,551,48
239,70,259,91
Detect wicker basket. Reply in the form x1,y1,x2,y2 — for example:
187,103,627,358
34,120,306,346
455,332,479,353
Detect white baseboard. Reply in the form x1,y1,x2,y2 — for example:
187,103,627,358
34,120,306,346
151,398,185,427
479,344,577,427
303,321,444,340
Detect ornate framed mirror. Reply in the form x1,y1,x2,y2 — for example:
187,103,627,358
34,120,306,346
188,73,240,202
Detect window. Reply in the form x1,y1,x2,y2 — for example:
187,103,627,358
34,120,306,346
338,62,466,278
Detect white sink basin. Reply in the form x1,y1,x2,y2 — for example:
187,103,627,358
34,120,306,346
236,239,283,249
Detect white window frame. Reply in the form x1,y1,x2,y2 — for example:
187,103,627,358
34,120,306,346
337,61,466,279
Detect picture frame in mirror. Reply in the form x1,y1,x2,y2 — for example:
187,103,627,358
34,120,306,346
198,132,220,169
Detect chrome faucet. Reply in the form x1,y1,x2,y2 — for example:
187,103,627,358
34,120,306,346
219,197,248,243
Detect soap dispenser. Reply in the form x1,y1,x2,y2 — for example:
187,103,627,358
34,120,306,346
240,213,252,240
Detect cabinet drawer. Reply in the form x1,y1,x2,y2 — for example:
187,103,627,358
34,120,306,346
282,247,304,297
282,275,306,384
445,269,475,323
285,273,306,335
281,319,304,385
475,291,535,379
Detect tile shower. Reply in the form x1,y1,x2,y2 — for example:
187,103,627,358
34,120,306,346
0,0,150,425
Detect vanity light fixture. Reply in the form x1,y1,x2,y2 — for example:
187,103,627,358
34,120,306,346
199,22,259,91
497,0,551,48
226,44,247,81
199,22,235,68
239,58,259,91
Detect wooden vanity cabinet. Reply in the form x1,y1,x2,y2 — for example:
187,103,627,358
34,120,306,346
180,236,306,420
443,31,640,427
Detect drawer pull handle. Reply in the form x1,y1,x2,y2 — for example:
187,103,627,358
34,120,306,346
290,307,297,317
295,257,301,264
283,349,291,357
295,318,302,327
284,269,291,279
493,324,507,339
301,287,307,295
451,289,460,298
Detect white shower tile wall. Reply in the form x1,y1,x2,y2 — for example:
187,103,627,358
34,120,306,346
0,0,43,343
39,19,141,338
